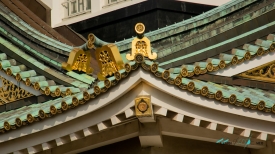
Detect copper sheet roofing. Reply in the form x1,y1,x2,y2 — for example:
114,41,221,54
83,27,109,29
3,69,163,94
0,0,74,46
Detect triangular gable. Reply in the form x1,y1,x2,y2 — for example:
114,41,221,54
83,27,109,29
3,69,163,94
0,76,32,104
237,60,275,83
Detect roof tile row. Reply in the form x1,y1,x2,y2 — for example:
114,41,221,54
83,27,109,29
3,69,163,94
167,34,275,77
1,57,275,133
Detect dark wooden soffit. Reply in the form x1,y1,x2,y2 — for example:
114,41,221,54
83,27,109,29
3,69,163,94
193,74,275,91
19,0,51,25
54,25,87,46
1,0,75,46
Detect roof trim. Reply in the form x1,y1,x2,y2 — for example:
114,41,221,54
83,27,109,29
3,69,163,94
1,61,275,138
1,68,275,153
0,36,89,89
159,19,275,68
211,49,275,77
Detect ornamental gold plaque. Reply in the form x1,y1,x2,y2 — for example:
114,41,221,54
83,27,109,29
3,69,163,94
135,96,153,117
0,76,33,104
96,44,124,80
126,23,157,61
237,60,275,83
62,48,93,74
62,34,95,74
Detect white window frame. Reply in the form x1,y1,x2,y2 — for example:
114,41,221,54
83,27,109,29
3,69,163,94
104,0,131,8
62,0,92,19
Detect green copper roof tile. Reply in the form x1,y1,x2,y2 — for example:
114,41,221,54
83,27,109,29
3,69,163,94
169,73,178,80
118,69,126,74
181,78,192,85
107,76,116,81
0,5,73,52
0,34,60,69
87,89,95,95
62,96,73,106
232,49,247,57
193,80,207,90
0,36,89,88
66,71,95,85
53,103,63,111
159,18,275,67
18,70,37,79
144,60,156,67
156,67,165,74
2,58,275,134
115,0,258,53
255,39,273,48
128,61,137,66
0,53,7,60
235,89,264,105
69,81,89,89
74,93,84,101
169,67,181,74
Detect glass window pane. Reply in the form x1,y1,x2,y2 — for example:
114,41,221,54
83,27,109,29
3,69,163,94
71,0,77,14
86,0,91,10
78,0,84,12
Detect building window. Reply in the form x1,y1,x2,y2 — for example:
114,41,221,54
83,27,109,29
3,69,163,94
62,0,91,18
108,0,118,4
105,0,130,6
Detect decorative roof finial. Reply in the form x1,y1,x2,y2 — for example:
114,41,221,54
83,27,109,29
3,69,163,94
135,23,145,38
126,23,157,63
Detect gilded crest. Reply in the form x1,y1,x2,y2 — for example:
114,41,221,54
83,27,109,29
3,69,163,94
126,23,157,61
96,44,124,80
62,48,93,74
62,33,96,74
135,96,153,117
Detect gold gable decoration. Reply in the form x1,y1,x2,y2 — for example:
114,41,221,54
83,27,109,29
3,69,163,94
62,34,95,74
0,76,33,104
96,44,125,81
126,23,157,62
135,95,153,117
62,33,124,80
237,60,275,83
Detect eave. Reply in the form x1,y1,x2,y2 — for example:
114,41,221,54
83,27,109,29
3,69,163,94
0,68,274,153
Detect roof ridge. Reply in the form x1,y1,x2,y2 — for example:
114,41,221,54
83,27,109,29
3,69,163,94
156,1,275,62
115,0,257,52
156,21,275,78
